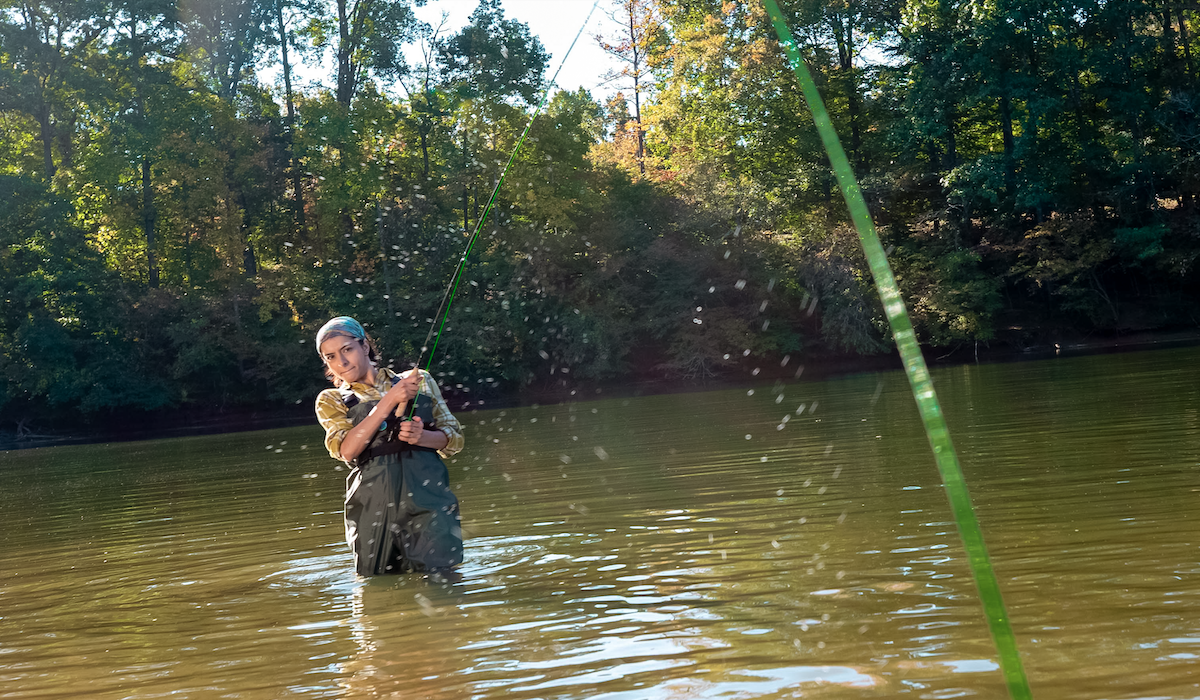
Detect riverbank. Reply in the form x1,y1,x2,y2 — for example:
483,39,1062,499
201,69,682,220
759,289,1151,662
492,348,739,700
4,327,1198,452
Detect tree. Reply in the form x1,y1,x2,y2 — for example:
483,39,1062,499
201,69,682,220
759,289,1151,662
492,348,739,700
438,0,548,105
0,175,171,424
300,0,419,107
787,0,901,172
179,0,272,101
438,0,548,232
0,0,111,181
105,0,179,288
596,0,663,173
270,0,314,231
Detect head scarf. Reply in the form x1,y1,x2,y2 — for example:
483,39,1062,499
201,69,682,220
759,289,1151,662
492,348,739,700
315,316,366,355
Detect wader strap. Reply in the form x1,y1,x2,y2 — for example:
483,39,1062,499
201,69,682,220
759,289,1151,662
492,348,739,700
358,441,439,463
344,388,441,465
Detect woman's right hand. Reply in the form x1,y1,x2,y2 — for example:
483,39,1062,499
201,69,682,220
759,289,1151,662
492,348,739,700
383,371,421,414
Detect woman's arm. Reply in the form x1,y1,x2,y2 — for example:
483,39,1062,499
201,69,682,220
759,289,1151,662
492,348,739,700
395,416,449,450
337,404,390,462
338,373,420,461
393,370,460,455
421,369,465,457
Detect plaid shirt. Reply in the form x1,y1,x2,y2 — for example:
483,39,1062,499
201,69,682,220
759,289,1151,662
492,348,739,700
315,367,464,463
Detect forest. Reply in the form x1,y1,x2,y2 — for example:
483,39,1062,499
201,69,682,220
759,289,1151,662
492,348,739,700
1,0,1198,435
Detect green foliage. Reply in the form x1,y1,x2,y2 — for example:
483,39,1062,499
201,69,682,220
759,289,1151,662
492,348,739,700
438,0,549,104
2,0,1199,435
1114,224,1167,263
894,244,1003,345
0,176,171,416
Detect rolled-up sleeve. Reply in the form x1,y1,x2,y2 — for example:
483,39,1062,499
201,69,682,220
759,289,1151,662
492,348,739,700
315,389,353,461
421,370,464,458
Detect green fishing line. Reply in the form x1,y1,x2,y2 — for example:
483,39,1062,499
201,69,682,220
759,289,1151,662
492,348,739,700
415,0,602,380
760,2,1032,697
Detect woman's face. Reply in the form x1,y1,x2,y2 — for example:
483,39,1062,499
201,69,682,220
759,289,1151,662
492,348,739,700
320,335,373,385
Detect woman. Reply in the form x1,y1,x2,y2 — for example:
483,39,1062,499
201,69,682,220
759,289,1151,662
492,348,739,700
314,316,465,576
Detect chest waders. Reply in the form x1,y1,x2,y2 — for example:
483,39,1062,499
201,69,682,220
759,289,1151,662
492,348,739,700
342,392,463,575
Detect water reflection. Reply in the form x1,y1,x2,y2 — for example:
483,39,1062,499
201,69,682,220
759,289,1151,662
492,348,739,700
2,347,1200,698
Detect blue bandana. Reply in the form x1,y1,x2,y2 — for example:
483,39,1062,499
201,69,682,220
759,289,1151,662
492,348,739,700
316,316,366,354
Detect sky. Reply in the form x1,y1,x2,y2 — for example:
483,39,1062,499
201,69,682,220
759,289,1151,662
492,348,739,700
414,0,627,99
278,0,629,103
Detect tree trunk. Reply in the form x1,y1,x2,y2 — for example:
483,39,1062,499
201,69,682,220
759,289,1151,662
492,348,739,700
36,102,55,181
999,91,1015,193
847,74,862,173
462,132,470,233
419,125,430,179
1178,8,1195,80
1159,1,1179,73
833,14,861,172
243,245,258,276
142,157,158,288
336,0,355,106
239,191,257,277
629,8,645,174
378,199,394,317
277,0,305,232
945,114,958,168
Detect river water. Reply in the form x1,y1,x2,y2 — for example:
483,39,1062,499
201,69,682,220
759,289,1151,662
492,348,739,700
2,346,1199,699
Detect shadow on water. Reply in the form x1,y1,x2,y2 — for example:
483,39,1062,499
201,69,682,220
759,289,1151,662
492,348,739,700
2,345,1200,698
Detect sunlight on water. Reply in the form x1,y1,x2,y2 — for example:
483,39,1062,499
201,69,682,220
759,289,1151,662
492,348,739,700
2,346,1200,698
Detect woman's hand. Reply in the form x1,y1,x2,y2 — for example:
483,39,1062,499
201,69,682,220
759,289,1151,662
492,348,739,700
338,371,421,462
382,371,421,415
397,416,450,450
397,416,424,444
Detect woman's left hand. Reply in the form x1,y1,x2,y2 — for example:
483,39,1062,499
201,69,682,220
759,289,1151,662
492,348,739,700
397,416,424,444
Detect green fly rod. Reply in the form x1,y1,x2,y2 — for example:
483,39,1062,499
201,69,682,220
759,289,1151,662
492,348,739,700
412,0,602,379
761,1,1032,697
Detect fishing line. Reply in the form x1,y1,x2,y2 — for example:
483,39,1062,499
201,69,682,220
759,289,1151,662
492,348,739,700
411,0,603,383
760,2,1033,698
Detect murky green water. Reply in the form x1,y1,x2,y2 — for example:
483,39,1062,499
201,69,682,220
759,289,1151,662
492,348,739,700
3,346,1200,699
